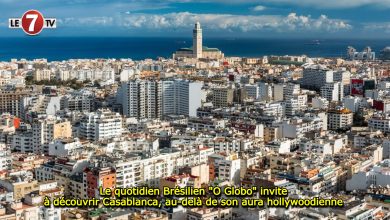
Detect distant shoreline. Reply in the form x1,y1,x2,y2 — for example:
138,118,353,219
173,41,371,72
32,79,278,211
0,37,389,61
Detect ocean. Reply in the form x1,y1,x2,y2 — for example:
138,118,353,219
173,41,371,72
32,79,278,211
0,37,389,61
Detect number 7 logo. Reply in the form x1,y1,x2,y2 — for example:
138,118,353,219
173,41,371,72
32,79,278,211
9,10,57,35
26,14,38,32
21,10,44,35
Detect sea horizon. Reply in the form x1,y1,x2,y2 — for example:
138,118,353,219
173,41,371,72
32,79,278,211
1,37,389,61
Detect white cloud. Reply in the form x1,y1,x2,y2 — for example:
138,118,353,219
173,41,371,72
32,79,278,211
255,0,390,8
163,0,390,8
363,22,390,33
60,12,351,33
252,5,266,11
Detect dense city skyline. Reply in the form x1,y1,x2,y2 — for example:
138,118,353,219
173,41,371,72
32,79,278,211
0,2,390,220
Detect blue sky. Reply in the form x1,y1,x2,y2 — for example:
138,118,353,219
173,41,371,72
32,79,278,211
1,0,390,38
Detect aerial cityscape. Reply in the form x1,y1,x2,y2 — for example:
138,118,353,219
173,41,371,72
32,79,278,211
1,0,390,220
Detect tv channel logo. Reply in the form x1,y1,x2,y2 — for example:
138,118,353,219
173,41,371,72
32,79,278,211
9,10,56,35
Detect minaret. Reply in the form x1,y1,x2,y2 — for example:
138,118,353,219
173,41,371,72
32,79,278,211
193,22,202,58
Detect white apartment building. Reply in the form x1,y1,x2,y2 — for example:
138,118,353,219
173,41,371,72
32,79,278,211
60,90,95,112
48,138,83,157
71,67,115,82
32,117,72,154
353,131,383,148
312,97,329,109
327,109,353,130
34,69,51,81
107,147,214,188
258,82,273,101
259,102,285,117
321,82,344,102
284,94,307,116
187,118,226,131
368,116,390,133
79,109,122,141
160,79,189,117
189,82,205,117
300,140,333,157
120,79,192,119
209,153,241,185
208,138,253,152
266,139,291,154
244,84,259,100
20,95,62,121
56,69,71,81
281,118,316,138
300,64,333,89
283,83,300,100
346,159,390,191
120,80,140,118
0,151,11,171
11,132,33,153
343,96,371,113
333,70,351,86
281,113,325,138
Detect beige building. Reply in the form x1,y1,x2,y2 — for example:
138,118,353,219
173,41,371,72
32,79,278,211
0,89,30,116
0,202,39,220
33,69,51,81
0,178,39,200
327,108,353,130
32,117,72,154
179,163,210,185
264,126,281,143
159,173,201,193
212,86,234,108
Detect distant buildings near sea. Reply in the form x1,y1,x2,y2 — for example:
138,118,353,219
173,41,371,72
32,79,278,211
171,21,390,62
380,47,390,61
347,46,390,61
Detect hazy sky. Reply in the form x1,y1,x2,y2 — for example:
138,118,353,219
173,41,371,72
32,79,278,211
1,0,390,38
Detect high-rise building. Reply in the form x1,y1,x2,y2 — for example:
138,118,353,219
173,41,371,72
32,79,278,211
189,82,204,117
139,80,160,119
258,82,273,101
120,80,140,118
243,84,259,100
0,89,30,116
300,64,333,90
32,117,72,154
301,65,351,93
119,79,193,119
79,109,122,141
119,80,160,119
60,91,96,112
211,86,234,108
347,46,375,60
321,82,344,102
333,70,351,95
160,79,189,116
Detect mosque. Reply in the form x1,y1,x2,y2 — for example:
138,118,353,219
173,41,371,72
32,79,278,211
173,22,224,59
